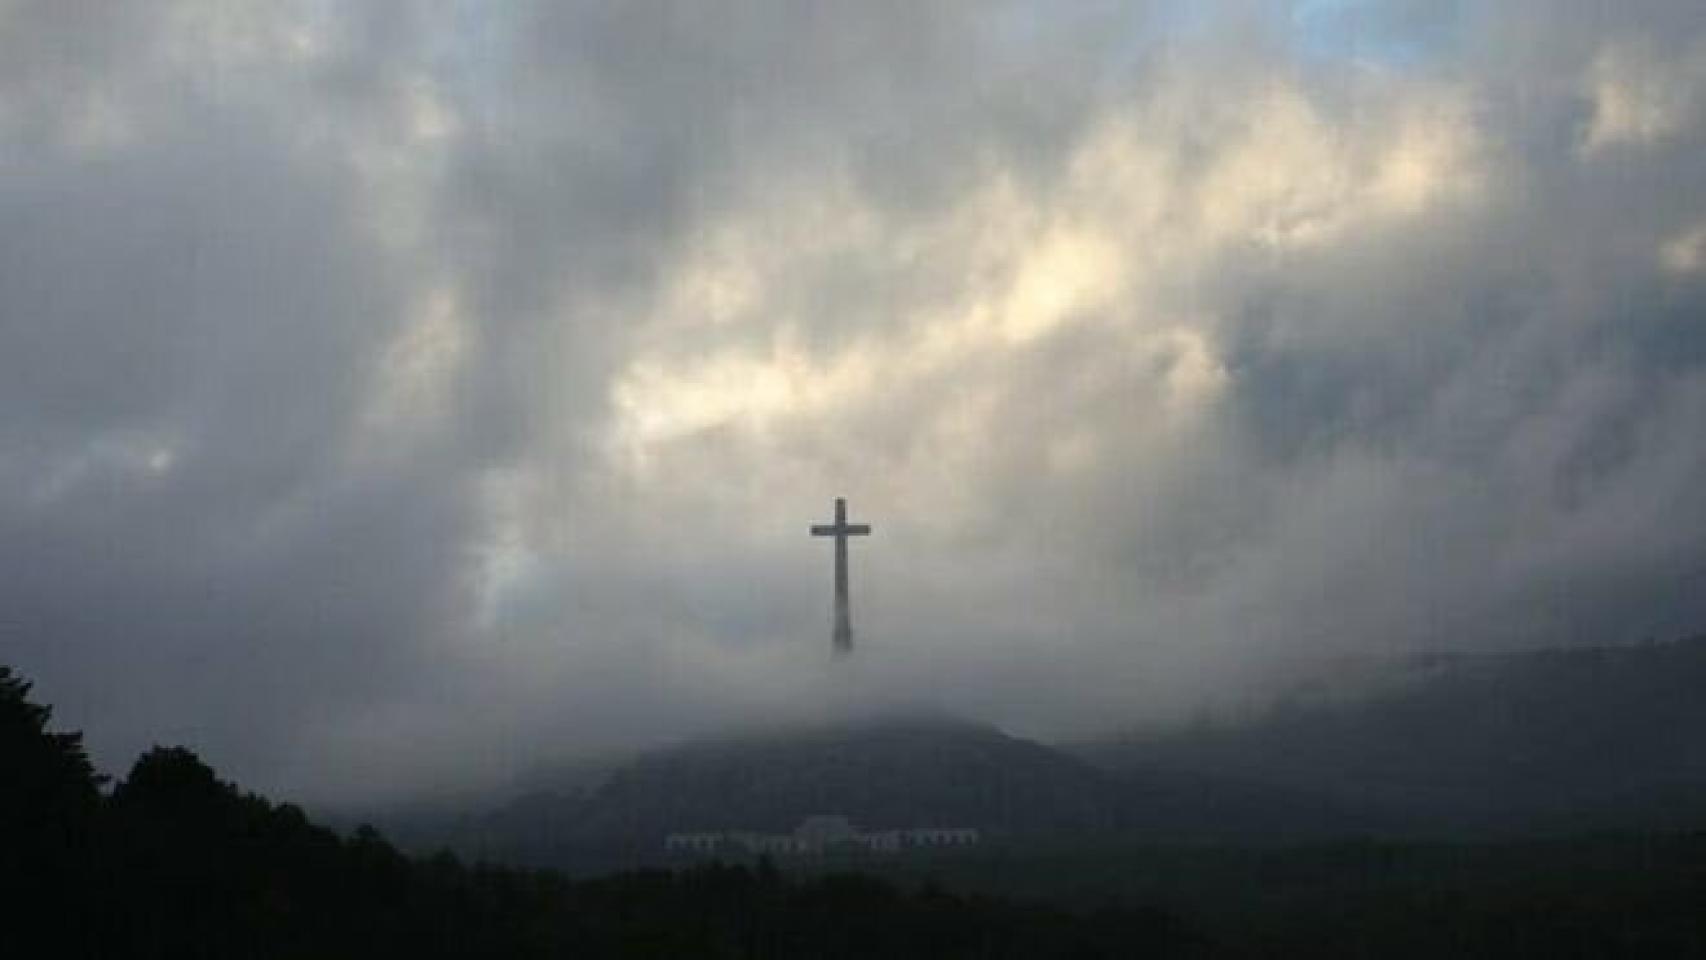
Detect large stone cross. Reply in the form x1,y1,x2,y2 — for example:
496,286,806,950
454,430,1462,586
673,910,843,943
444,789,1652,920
810,497,871,657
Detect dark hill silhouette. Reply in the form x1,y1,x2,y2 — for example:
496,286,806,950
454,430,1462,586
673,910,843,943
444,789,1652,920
1074,635,1706,835
459,714,1367,870
581,715,1125,838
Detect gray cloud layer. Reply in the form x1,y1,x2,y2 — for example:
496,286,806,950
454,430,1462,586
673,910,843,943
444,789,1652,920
3,1,1704,806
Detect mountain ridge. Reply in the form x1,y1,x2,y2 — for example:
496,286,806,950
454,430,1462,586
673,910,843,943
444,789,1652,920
1073,635,1706,834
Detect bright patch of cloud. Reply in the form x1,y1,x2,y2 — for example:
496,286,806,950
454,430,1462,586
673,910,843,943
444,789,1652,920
357,284,470,459
1581,39,1706,154
1661,222,1706,275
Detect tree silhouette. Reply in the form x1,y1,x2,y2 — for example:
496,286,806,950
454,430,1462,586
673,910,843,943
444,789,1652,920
1,666,104,953
0,664,102,814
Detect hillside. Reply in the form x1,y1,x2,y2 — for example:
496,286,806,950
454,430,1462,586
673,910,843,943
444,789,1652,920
1075,636,1706,834
455,714,1367,870
462,716,1121,868
577,716,1126,838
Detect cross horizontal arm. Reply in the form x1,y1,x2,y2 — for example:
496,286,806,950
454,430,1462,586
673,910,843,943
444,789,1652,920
811,523,872,537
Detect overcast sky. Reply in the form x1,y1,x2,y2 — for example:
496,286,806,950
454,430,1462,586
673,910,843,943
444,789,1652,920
4,0,1705,807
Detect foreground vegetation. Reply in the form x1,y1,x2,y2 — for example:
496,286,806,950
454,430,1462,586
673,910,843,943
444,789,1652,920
813,834,1706,956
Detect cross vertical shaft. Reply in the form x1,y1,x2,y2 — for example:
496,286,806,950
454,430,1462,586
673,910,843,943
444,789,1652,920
833,503,850,651
810,497,871,657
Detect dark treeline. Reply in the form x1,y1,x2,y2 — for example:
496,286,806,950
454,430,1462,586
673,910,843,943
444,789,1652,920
838,834,1706,957
2,665,1194,958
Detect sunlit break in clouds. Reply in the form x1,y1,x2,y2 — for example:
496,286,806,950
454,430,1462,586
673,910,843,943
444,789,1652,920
3,1,1705,807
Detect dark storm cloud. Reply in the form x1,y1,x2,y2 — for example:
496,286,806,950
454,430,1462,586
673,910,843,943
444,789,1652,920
3,1,1705,806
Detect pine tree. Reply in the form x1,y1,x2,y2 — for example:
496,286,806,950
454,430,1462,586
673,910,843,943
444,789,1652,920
0,665,104,951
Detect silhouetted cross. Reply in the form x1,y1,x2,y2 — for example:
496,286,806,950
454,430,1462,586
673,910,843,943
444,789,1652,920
810,497,871,657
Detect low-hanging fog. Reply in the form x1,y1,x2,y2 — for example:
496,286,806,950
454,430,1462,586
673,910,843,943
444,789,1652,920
3,1,1705,808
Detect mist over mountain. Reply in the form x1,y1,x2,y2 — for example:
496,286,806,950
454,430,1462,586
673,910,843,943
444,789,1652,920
14,651,1706,957
436,715,1331,870
1075,634,1706,835
396,636,1706,872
